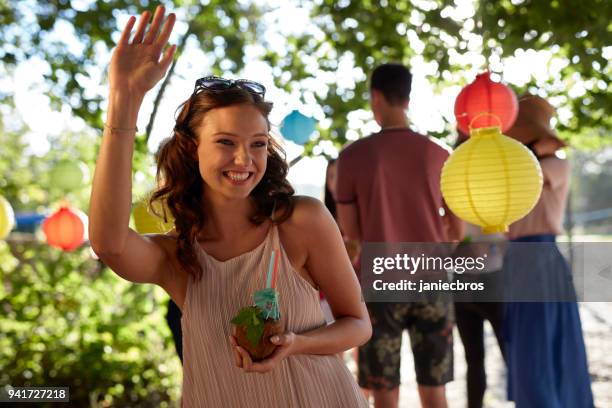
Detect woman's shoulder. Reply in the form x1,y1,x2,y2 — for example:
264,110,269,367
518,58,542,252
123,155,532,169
276,196,336,273
276,196,333,242
279,195,330,225
540,155,569,170
539,155,570,188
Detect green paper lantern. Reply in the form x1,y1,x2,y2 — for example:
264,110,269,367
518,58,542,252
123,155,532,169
0,195,15,240
50,160,87,191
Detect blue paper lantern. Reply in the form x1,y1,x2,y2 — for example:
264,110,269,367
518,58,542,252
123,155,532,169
280,110,316,145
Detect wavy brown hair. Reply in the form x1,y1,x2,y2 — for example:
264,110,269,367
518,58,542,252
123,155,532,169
150,86,294,281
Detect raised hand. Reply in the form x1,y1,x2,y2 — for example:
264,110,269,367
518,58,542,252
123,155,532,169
109,6,177,96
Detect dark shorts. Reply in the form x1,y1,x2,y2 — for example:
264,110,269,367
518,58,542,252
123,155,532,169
358,301,454,389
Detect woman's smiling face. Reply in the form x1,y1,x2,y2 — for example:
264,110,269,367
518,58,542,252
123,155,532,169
195,103,270,200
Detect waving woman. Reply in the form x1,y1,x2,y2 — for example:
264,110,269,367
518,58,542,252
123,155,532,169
89,6,370,407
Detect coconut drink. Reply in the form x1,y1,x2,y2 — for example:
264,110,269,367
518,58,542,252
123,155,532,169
231,249,283,361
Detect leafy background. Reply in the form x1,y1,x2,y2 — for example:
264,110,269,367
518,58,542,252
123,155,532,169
0,0,609,406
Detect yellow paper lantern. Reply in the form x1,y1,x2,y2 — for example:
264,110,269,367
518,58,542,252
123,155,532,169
441,126,543,233
0,195,15,240
132,197,174,234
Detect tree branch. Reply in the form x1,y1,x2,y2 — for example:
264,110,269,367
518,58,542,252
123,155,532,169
144,20,195,143
289,154,304,167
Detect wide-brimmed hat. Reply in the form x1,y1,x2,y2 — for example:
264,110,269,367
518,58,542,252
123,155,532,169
505,95,567,150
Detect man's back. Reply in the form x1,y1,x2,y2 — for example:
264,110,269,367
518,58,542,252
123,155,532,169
336,128,450,243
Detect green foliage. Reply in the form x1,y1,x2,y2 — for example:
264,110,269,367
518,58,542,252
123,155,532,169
0,113,155,213
0,116,95,213
0,106,171,406
0,0,266,151
481,0,611,139
265,0,610,152
3,0,608,159
231,306,264,345
0,239,182,407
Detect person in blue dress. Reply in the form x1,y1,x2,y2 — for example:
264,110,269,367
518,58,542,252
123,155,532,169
504,95,594,408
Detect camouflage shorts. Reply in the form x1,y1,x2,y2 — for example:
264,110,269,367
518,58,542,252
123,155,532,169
358,301,454,389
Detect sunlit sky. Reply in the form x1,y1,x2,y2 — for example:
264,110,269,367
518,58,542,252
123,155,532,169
5,0,605,199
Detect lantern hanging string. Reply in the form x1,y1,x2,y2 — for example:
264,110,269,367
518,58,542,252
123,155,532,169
468,112,503,133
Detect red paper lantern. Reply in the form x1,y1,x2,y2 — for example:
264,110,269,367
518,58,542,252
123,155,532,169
454,71,518,135
42,206,86,251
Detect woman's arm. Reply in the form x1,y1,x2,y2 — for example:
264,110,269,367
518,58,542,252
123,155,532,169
89,91,143,253
540,156,570,190
231,197,371,372
291,198,371,353
89,6,178,285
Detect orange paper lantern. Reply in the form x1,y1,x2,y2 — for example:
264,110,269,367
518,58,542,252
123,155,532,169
42,206,86,251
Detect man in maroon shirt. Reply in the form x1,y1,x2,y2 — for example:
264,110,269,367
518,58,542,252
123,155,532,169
336,63,462,408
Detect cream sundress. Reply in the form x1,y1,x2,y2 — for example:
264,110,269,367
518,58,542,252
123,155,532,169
180,224,368,407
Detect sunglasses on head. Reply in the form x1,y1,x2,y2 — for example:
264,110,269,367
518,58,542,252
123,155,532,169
193,76,266,97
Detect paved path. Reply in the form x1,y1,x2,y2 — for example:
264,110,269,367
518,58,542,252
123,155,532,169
346,303,612,408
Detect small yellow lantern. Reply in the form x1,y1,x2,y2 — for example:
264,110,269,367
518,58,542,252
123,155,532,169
441,126,543,233
132,196,174,234
0,195,15,240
